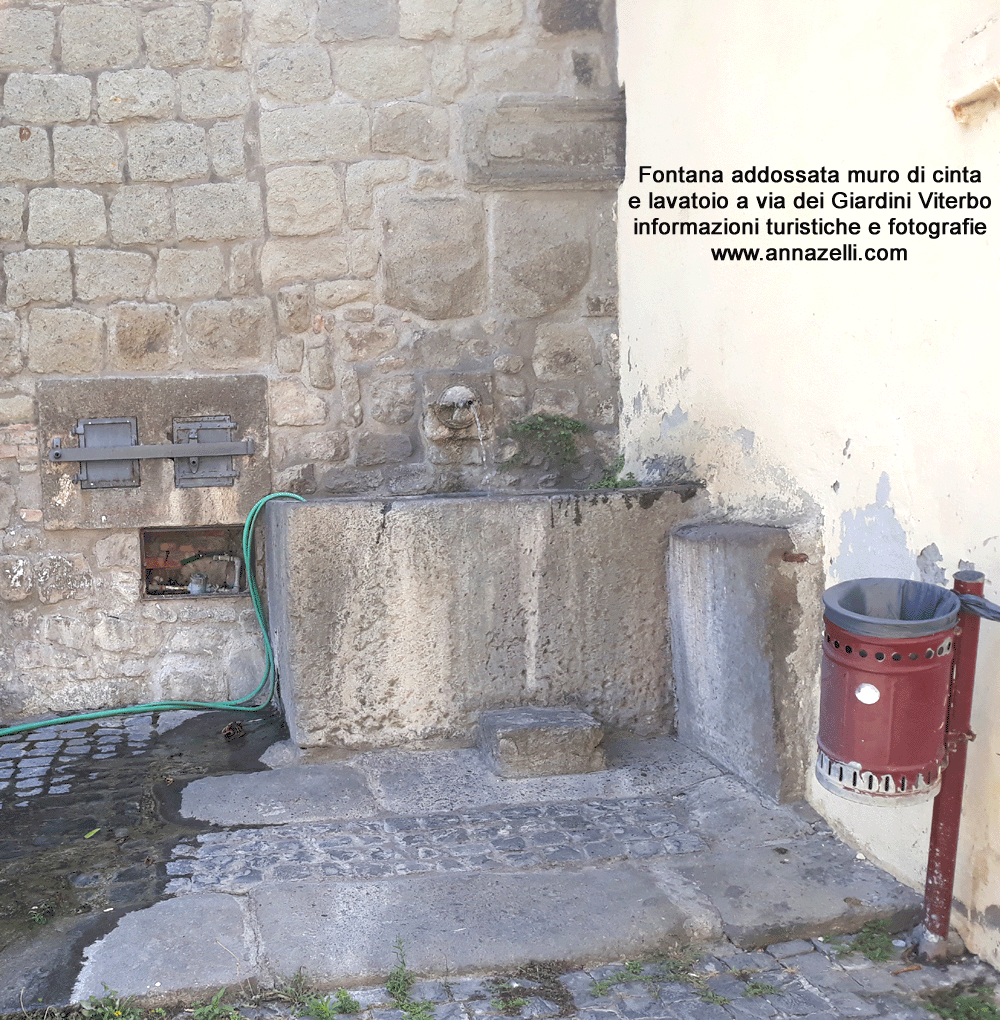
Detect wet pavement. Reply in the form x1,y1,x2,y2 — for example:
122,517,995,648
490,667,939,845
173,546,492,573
0,710,997,1020
0,708,284,955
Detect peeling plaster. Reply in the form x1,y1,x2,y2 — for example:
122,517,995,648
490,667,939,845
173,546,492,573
833,471,914,582
659,403,689,435
735,428,755,452
917,543,947,585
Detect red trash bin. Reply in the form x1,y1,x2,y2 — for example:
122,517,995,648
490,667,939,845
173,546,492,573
816,578,961,801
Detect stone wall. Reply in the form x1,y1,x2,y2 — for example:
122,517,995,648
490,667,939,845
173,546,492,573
0,0,623,720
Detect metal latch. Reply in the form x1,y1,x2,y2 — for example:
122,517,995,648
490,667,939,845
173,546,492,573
49,416,254,489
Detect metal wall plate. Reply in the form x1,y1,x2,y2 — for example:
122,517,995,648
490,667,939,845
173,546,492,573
173,416,241,487
75,417,139,489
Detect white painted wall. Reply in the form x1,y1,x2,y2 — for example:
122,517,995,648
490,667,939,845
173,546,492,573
619,1,1000,964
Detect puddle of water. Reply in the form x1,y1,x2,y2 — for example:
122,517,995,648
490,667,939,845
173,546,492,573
0,707,285,954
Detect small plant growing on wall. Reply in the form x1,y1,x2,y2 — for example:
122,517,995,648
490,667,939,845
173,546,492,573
592,455,640,489
507,413,590,465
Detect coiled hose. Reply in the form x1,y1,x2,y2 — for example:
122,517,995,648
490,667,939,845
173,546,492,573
0,491,306,738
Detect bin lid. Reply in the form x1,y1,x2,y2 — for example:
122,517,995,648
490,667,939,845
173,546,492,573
823,577,961,638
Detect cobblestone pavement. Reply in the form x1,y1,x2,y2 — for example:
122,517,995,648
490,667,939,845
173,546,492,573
122,938,999,1020
164,799,709,893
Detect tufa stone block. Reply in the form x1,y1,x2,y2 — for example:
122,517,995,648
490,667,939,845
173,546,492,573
373,102,450,160
532,322,596,379
73,249,153,302
381,191,486,319
0,189,24,241
260,235,350,288
457,0,523,40
0,10,54,71
174,182,264,241
276,284,313,332
60,6,141,73
143,6,209,68
254,45,333,104
4,250,72,307
110,186,172,244
107,302,181,371
0,126,52,183
27,188,107,246
259,104,369,165
431,45,467,100
156,248,225,300
208,1,244,67
97,70,176,121
250,0,311,43
491,196,591,317
306,346,335,390
345,159,408,227
478,707,607,778
316,0,397,41
53,125,124,184
208,121,247,178
5,73,92,123
265,166,343,235
178,69,250,120
269,379,328,425
0,313,22,378
336,44,430,101
369,375,417,424
27,308,103,373
186,299,276,369
355,431,413,466
399,0,458,40
127,122,209,182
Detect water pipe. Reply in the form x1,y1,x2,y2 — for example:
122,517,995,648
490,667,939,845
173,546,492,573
0,492,305,738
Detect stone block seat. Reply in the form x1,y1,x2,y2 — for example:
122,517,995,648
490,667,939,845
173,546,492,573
478,706,607,778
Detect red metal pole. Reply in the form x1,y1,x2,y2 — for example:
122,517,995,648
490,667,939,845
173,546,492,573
919,570,983,960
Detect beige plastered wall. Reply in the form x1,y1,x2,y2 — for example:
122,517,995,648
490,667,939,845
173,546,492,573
618,0,1000,965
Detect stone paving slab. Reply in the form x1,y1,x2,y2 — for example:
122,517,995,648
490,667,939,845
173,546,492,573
179,762,380,825
73,893,255,1002
353,738,723,817
252,867,694,985
670,834,924,948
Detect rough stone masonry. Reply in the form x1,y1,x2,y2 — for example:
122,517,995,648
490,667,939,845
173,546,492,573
0,0,625,722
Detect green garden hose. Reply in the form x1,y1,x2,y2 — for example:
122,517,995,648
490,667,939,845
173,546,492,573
0,492,306,738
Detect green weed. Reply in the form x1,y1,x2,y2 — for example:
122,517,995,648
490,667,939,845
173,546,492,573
744,981,780,998
331,990,361,1015
386,938,434,1020
190,989,239,1020
923,982,1000,1020
274,974,361,1018
851,920,895,963
488,981,528,1015
589,950,728,1006
508,414,589,465
592,456,640,490
28,904,52,926
80,988,146,1020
